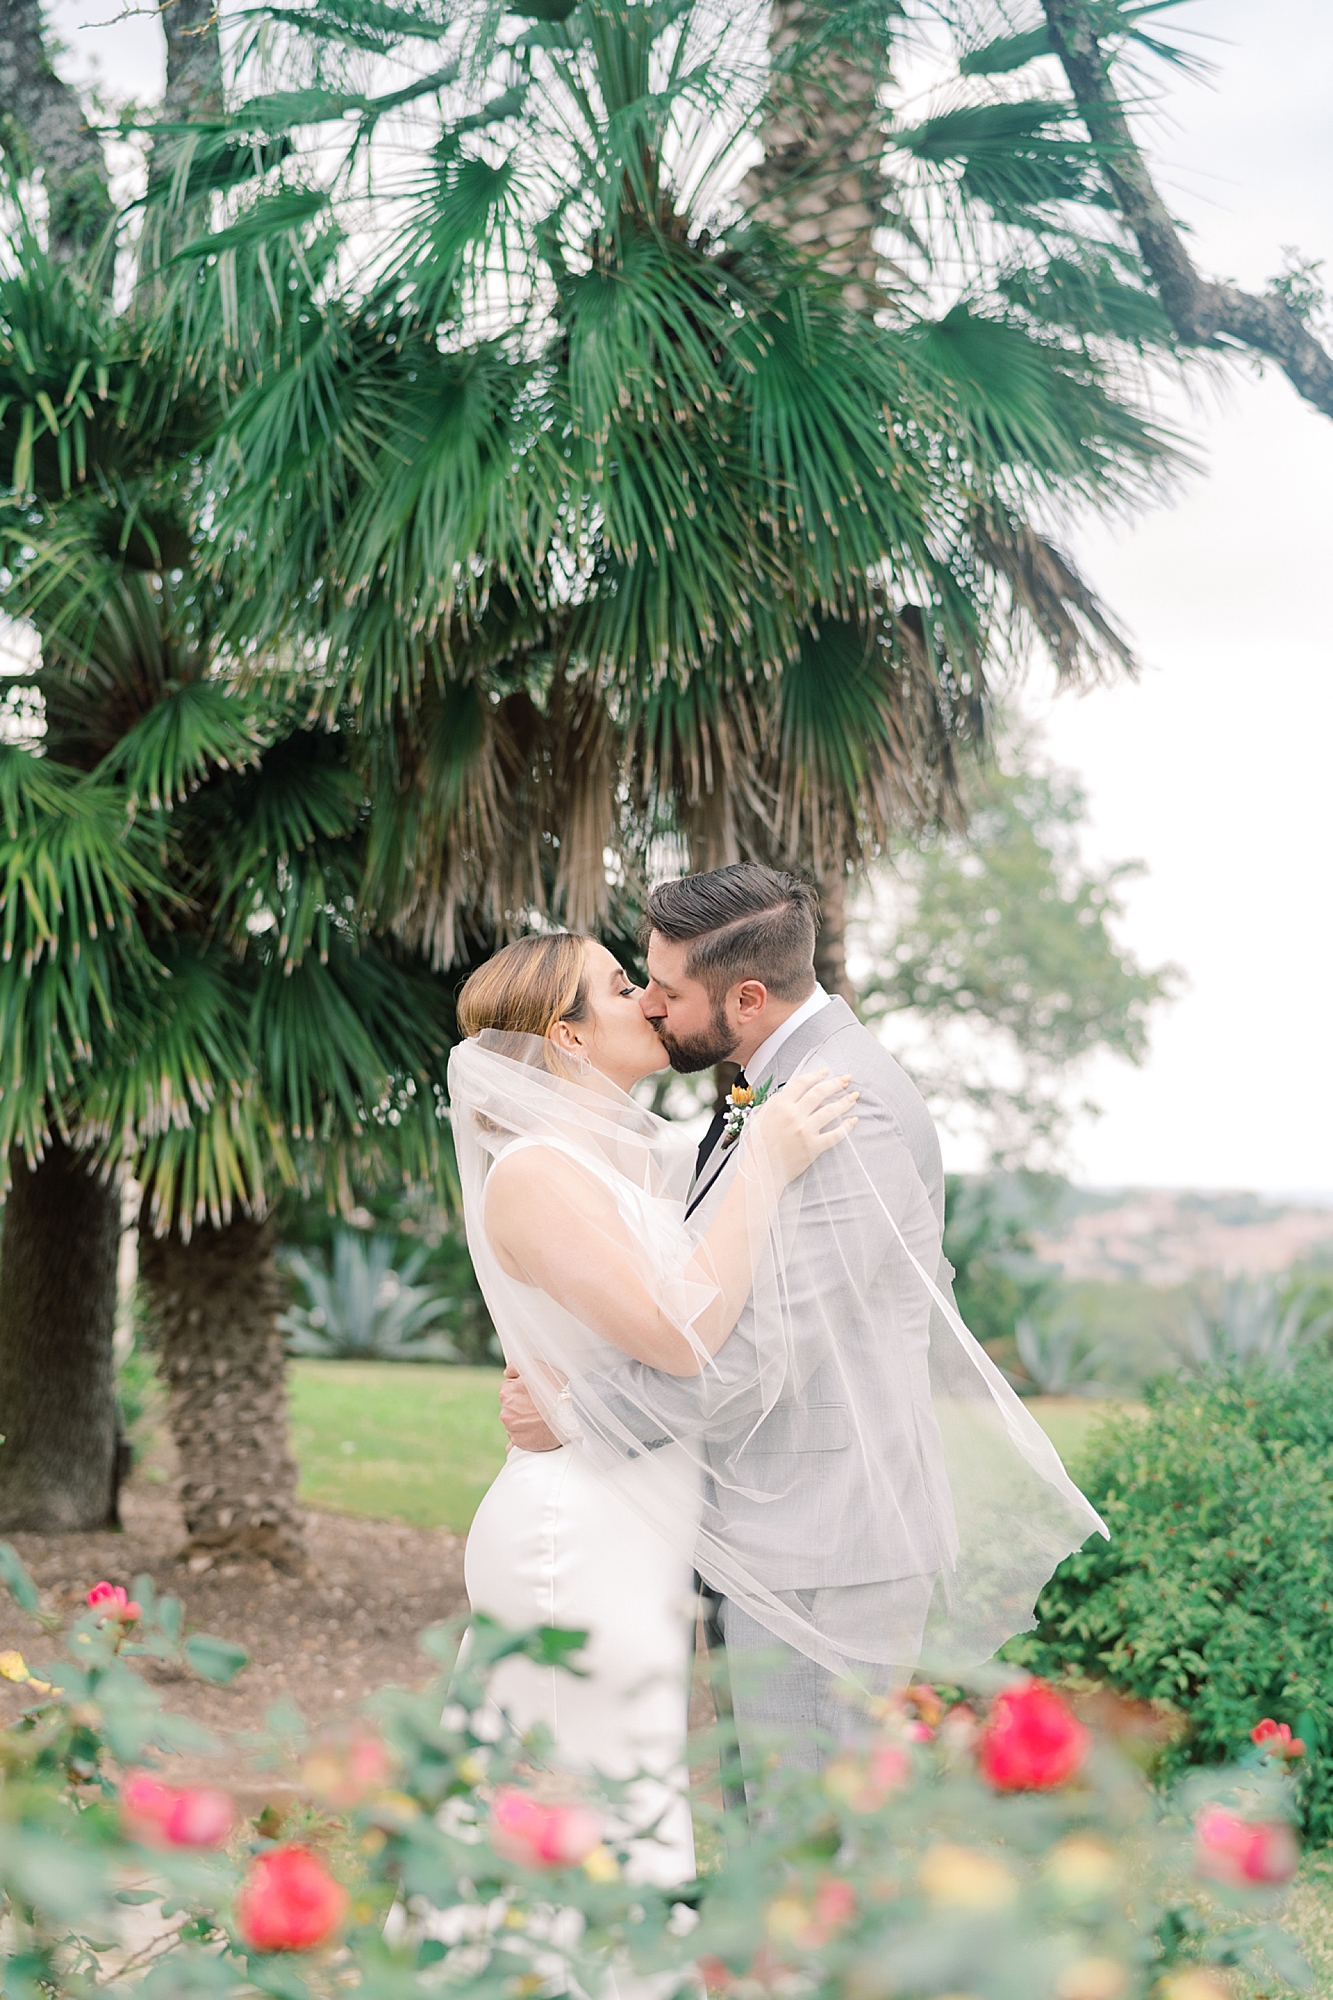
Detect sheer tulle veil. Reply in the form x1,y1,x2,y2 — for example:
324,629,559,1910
449,1029,1105,1680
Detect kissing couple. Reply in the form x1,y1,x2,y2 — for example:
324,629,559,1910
447,863,1102,1884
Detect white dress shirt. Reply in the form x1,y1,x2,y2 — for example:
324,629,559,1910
746,983,833,1085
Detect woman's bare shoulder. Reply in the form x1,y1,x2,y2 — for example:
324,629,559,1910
486,1143,613,1213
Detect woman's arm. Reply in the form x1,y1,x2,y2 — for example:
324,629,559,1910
484,1072,858,1375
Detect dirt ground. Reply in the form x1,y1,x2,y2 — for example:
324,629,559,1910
0,1471,470,1804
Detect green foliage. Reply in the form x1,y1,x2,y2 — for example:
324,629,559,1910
1014,1313,1114,1396
0,1544,1310,1999
862,740,1178,1164
116,0,1191,962
943,1171,1062,1360
1011,1352,1333,1842
277,1183,497,1363
279,1229,457,1362
0,229,457,1226
1171,1276,1333,1378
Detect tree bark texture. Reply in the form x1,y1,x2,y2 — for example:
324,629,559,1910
0,1141,123,1531
813,864,857,1008
161,0,223,124
1041,0,1333,421
741,0,889,310
138,1214,305,1565
0,0,112,259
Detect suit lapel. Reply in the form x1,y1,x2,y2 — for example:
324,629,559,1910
684,998,857,1220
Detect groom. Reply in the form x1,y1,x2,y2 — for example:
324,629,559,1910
498,862,949,1784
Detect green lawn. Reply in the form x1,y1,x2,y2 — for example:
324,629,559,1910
287,1365,1124,1534
289,1362,508,1530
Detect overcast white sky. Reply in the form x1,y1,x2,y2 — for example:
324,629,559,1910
1030,0,1333,1197
37,0,1333,1197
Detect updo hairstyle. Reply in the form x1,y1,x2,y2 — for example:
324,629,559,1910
456,933,592,1043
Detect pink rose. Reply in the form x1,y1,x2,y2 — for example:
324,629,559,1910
1251,1719,1306,1761
236,1845,349,1953
801,1877,856,1946
977,1681,1091,1792
1194,1806,1299,1888
86,1581,141,1623
122,1771,234,1848
489,1786,603,1869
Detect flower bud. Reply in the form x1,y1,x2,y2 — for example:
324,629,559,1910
86,1581,141,1624
1251,1719,1305,1761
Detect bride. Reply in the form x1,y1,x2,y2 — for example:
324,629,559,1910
450,931,855,1884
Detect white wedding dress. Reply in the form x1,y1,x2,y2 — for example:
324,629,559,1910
464,1138,702,1886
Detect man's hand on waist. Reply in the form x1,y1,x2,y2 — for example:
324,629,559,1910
500,1365,562,1453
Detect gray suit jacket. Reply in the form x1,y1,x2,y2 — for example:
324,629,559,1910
580,999,956,1593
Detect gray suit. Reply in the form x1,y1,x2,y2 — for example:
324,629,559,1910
582,998,955,1783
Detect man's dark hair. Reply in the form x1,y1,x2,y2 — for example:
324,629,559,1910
644,863,820,1001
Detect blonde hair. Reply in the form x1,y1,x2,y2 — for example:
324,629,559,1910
457,933,592,1042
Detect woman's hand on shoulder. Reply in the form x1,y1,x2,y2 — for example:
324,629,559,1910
750,1068,858,1185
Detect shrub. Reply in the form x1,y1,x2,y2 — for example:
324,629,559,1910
1010,1349,1333,1840
279,1229,458,1361
0,1547,1311,1998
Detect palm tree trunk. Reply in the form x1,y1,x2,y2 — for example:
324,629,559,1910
741,0,889,310
0,1141,124,1530
814,864,857,1008
138,1214,305,1566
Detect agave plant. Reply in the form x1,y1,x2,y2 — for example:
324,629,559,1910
1171,1277,1333,1380
280,1230,458,1362
1013,1313,1115,1397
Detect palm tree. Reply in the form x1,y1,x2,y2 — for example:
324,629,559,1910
734,0,1192,991
0,226,451,1554
152,0,1172,998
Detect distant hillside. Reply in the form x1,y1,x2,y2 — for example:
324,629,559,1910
1033,1189,1333,1286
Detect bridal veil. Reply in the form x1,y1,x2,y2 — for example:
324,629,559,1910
449,1030,1105,1682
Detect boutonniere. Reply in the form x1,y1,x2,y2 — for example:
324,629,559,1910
721,1076,774,1149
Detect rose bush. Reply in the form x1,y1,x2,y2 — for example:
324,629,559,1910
1012,1350,1333,1839
0,1550,1311,1999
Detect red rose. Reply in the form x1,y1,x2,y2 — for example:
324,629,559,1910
1251,1718,1306,1761
1194,1807,1299,1888
122,1771,234,1848
86,1581,141,1623
236,1845,349,1953
977,1680,1091,1792
489,1786,603,1869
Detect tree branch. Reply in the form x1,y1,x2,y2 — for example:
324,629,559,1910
0,0,111,260
1041,0,1333,421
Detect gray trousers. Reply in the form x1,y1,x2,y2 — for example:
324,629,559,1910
719,1589,910,1804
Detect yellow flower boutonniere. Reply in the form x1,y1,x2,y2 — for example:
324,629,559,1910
721,1076,773,1149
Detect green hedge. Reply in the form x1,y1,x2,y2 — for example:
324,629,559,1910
1010,1352,1333,1840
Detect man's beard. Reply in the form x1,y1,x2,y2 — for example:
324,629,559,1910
652,1000,738,1075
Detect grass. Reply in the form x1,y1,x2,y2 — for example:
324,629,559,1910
285,1365,1128,1534
1025,1394,1130,1471
288,1361,508,1531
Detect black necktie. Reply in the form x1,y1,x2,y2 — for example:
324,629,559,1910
695,1070,747,1180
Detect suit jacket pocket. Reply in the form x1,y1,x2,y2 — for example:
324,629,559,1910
743,1404,850,1454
